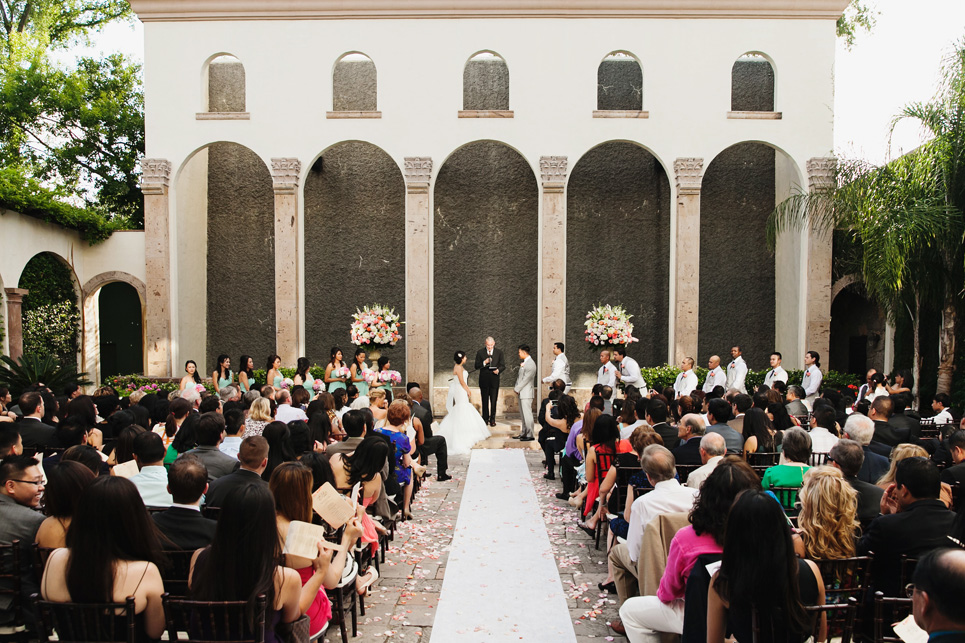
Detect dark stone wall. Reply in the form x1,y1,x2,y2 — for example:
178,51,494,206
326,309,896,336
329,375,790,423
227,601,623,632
433,141,538,387
829,288,885,376
304,142,405,374
566,143,670,381
333,59,377,111
463,59,509,110
99,282,143,377
597,59,643,111
731,58,774,111
699,143,775,368
206,143,275,372
208,60,245,112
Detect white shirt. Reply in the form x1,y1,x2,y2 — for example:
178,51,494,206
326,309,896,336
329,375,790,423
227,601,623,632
219,436,242,460
702,367,726,393
726,357,748,394
763,366,788,388
626,479,699,563
673,370,698,398
275,403,308,424
620,419,647,440
335,405,351,420
802,365,823,399
931,409,954,424
808,426,839,456
597,362,617,393
686,456,723,489
130,465,173,507
543,353,572,386
618,357,646,391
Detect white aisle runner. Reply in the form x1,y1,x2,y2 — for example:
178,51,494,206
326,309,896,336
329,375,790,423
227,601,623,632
430,450,577,642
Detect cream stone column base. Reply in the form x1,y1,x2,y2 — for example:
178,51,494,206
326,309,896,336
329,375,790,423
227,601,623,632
673,158,704,365
4,288,28,362
805,158,835,360
141,159,173,376
539,156,567,395
272,158,302,367
404,157,433,388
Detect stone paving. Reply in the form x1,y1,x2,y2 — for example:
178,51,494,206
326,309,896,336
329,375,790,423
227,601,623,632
324,449,621,643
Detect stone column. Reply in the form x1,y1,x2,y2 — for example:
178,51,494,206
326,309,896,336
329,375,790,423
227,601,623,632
5,288,28,362
673,158,704,364
271,158,302,366
140,159,173,376
404,157,432,388
539,156,568,394
805,158,835,360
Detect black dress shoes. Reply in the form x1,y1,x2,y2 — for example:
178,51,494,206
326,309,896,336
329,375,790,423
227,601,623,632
519,436,535,442
437,473,453,482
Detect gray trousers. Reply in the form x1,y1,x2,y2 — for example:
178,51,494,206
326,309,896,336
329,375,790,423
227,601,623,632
519,394,535,438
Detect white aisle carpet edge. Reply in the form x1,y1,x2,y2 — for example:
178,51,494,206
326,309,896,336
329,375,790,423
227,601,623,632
430,450,577,642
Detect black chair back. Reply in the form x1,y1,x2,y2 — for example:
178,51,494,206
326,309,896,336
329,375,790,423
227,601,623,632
675,464,700,484
0,540,25,634
34,595,137,643
766,486,802,515
810,452,830,466
751,598,858,643
159,550,195,598
161,593,266,643
747,451,781,466
30,543,54,584
873,592,912,643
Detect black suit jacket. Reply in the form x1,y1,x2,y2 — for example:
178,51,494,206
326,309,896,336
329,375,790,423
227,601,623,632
889,413,921,442
152,506,217,550
474,348,505,385
17,417,57,450
652,423,679,450
867,439,893,459
419,399,434,424
941,463,965,510
873,420,908,448
847,476,883,529
672,436,703,466
412,403,433,439
203,469,267,508
857,446,890,484
858,499,955,597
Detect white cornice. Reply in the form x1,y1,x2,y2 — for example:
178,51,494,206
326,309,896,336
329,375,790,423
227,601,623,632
128,0,852,22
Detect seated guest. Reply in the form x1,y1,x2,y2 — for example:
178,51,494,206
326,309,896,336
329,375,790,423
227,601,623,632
929,393,954,425
188,484,327,642
275,389,308,424
618,398,647,440
726,394,752,436
185,412,239,481
686,433,727,489
204,436,269,507
327,410,366,456
581,414,633,524
130,431,174,507
35,460,95,548
646,400,677,450
761,427,812,510
889,393,921,442
784,386,809,418
542,395,581,480
878,443,930,490
41,477,166,641
792,466,860,560
842,414,890,484
808,405,840,455
858,457,955,597
608,445,698,606
152,455,216,550
0,425,21,457
910,548,965,638
828,439,884,530
219,408,245,459
16,392,56,450
408,388,450,482
940,429,965,490
243,397,273,438
616,458,760,640
707,490,826,643
0,454,45,544
198,396,221,415
705,399,742,455
870,396,907,449
61,444,106,476
741,407,779,458
672,414,705,466
328,435,390,552
262,421,296,482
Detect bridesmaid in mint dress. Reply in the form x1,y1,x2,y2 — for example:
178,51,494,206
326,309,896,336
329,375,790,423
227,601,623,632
213,354,233,390
237,355,256,393
324,347,349,393
266,354,283,389
293,357,316,394
374,356,394,395
350,348,369,397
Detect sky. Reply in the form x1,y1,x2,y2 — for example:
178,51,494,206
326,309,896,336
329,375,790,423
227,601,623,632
75,1,965,168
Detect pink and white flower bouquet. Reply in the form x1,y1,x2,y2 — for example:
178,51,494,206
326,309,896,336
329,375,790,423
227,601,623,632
195,383,205,393
584,304,638,347
378,370,402,385
351,304,403,347
335,366,351,380
281,377,294,389
362,369,378,385
312,380,323,392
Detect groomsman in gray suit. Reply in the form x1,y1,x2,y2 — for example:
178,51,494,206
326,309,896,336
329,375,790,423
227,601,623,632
515,344,537,441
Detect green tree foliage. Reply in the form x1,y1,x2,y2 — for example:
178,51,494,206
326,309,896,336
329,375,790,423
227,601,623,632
18,251,79,363
836,0,877,49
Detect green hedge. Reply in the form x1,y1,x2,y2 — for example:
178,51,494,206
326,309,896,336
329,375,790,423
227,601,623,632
104,374,217,398
638,365,860,394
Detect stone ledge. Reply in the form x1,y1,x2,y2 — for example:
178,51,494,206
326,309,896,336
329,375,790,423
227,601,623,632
457,109,514,118
592,110,650,118
196,112,251,120
726,110,782,119
326,110,382,119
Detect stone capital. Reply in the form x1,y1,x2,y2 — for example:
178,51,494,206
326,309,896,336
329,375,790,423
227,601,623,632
404,157,433,194
539,156,568,191
4,288,28,303
807,157,836,191
674,158,704,195
139,159,172,195
271,158,302,195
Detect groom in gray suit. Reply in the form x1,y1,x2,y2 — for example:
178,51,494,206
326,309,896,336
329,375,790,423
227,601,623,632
515,344,537,441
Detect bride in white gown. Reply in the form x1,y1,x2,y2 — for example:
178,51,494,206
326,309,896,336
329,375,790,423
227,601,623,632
435,350,492,455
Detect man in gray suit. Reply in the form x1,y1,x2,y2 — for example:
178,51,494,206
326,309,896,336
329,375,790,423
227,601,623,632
515,344,537,441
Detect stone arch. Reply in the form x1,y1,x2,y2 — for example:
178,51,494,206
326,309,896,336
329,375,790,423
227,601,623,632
731,52,776,112
202,53,246,113
82,272,146,384
303,141,406,372
463,50,509,111
432,140,538,387
829,280,885,377
831,273,861,303
82,271,146,303
17,251,82,368
566,140,671,383
332,52,377,112
597,51,643,111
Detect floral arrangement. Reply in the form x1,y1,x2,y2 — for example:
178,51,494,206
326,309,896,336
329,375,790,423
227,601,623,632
334,366,351,379
378,370,402,385
362,369,378,385
195,383,205,393
313,380,323,392
584,304,638,347
281,377,294,389
351,304,403,346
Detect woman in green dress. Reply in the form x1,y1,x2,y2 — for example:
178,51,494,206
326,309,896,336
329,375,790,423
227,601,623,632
374,356,394,395
267,354,283,389
237,354,256,393
324,347,349,393
212,354,233,390
293,357,316,394
350,348,369,397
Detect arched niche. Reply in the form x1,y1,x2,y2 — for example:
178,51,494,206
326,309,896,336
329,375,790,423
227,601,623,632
597,52,643,111
829,283,886,377
333,52,377,112
463,51,509,111
699,141,801,367
303,141,406,373
433,140,538,387
731,52,775,112
203,53,246,113
175,142,274,374
81,273,146,383
18,251,82,367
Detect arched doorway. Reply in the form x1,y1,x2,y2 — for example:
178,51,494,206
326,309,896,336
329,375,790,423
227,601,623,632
18,252,81,368
829,284,886,377
98,283,143,378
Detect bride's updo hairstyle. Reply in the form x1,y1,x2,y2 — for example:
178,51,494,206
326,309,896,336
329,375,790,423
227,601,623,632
453,351,466,364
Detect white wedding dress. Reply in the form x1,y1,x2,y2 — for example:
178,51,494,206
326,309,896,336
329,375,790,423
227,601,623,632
436,369,491,455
